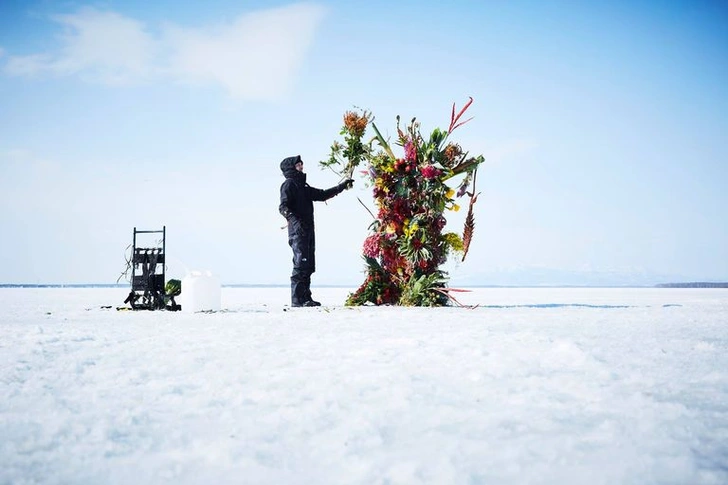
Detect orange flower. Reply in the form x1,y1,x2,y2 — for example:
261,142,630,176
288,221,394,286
343,111,369,138
443,143,462,165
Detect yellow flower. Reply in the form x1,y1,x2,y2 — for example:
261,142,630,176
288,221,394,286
446,188,455,198
444,232,464,252
374,178,391,193
403,220,418,238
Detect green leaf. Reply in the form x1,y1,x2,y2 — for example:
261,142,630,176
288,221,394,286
371,122,397,161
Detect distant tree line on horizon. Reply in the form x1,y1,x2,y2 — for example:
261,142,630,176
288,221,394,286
656,282,728,288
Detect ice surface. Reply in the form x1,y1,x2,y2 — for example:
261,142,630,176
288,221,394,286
1,287,726,484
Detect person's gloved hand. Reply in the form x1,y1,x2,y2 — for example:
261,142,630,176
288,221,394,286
341,179,354,190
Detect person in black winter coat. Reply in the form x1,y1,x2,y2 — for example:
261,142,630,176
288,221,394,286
279,155,353,307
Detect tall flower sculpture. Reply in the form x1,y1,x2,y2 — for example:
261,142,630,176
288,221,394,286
321,98,485,306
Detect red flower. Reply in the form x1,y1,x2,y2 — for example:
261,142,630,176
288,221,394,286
394,158,408,172
362,234,380,258
421,164,442,179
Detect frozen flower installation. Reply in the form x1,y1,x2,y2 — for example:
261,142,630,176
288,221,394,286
321,98,485,306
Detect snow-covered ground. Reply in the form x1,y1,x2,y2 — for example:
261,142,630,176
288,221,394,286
1,287,727,484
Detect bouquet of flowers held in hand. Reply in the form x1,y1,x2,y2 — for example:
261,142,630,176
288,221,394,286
320,97,485,306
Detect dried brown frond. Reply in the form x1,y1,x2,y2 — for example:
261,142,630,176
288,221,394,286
344,111,369,138
461,206,475,262
461,168,480,262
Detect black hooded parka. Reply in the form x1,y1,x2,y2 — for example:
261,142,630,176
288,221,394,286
279,155,347,305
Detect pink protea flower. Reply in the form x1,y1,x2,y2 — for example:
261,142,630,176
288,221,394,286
421,164,442,179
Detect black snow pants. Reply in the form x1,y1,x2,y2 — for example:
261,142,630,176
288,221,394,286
288,221,316,305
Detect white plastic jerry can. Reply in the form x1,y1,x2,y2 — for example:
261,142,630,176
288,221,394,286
179,270,221,312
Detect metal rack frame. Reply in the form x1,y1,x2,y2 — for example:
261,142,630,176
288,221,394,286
125,226,166,310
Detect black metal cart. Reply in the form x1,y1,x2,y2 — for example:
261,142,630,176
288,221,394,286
124,226,166,310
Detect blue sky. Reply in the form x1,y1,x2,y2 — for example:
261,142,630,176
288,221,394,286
1,0,726,286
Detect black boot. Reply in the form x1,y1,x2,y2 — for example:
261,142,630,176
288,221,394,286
291,270,313,306
294,300,320,307
302,287,320,306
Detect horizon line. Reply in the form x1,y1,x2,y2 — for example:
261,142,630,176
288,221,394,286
2,283,727,289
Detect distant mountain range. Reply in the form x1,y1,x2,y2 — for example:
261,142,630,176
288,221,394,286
655,282,728,288
447,266,728,288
